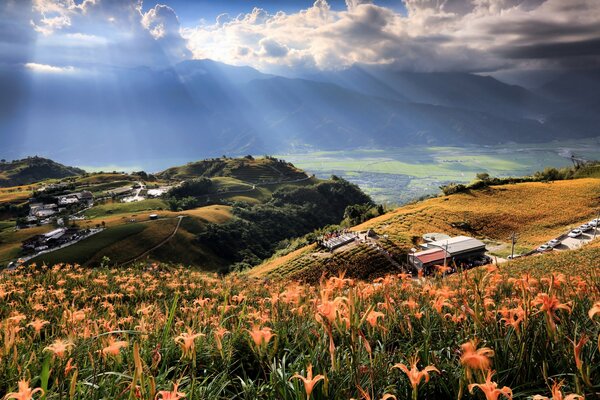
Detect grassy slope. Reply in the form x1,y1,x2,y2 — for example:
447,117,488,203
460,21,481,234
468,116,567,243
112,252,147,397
27,205,234,268
251,178,600,279
0,157,84,187
354,178,600,247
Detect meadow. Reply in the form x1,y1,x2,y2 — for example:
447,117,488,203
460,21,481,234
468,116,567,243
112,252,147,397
277,139,600,204
0,247,599,399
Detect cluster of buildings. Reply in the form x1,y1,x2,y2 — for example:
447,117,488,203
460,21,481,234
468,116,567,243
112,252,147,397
409,235,489,273
21,228,85,252
24,191,94,226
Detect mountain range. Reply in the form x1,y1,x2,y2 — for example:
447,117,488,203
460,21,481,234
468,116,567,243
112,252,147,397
1,60,599,167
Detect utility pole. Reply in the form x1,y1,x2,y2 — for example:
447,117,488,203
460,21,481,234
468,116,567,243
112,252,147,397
509,232,518,259
443,240,448,267
594,210,600,241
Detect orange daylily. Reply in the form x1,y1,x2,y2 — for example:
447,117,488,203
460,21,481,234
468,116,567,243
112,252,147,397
531,293,571,333
469,370,512,400
365,310,385,328
4,379,44,400
155,383,186,400
174,330,204,359
569,335,588,371
532,380,583,400
99,338,128,358
588,301,600,320
44,339,74,359
392,355,439,397
247,326,275,349
460,339,495,372
290,364,325,400
27,319,49,335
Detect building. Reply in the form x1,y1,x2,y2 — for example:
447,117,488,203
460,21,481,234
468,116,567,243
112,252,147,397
409,248,449,271
423,235,487,262
57,191,94,206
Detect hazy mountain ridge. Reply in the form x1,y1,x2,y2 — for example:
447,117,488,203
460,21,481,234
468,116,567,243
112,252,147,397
1,60,599,165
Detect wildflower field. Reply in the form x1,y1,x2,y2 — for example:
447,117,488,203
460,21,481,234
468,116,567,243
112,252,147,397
1,259,599,399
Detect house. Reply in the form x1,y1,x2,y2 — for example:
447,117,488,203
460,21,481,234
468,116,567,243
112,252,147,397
30,203,58,218
409,248,449,271
422,235,487,264
58,194,79,205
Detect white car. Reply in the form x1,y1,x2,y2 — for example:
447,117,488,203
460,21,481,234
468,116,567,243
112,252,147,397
537,244,552,252
589,219,599,227
568,229,583,238
547,239,561,248
579,224,592,232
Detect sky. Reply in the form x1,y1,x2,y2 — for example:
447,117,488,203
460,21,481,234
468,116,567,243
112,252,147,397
1,0,599,77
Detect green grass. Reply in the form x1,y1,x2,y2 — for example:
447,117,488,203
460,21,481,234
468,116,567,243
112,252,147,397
84,199,168,219
30,223,147,266
0,220,14,232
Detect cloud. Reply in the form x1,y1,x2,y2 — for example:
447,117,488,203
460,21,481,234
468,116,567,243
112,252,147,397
183,0,600,74
23,0,191,67
25,62,76,73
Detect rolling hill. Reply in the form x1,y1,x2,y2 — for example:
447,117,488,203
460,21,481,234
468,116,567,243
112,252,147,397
0,156,84,187
251,176,600,281
4,156,371,270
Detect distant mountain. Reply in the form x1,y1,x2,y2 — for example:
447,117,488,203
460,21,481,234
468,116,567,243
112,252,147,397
1,60,599,166
0,156,85,187
304,65,549,119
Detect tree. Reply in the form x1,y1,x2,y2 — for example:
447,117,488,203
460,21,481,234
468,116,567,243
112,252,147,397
476,173,491,182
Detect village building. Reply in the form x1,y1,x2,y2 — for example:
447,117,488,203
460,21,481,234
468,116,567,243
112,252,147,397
409,248,449,271
411,235,488,272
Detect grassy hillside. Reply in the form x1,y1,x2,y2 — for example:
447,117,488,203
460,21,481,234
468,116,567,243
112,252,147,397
0,156,84,187
157,156,308,182
252,177,600,279
355,177,600,247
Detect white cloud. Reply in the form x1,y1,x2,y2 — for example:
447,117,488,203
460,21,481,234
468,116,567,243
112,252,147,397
183,0,600,74
25,62,75,73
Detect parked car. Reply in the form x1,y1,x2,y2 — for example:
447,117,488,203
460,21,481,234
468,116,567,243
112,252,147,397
589,219,599,227
579,224,592,232
568,229,583,238
507,254,521,260
537,244,552,252
547,239,561,248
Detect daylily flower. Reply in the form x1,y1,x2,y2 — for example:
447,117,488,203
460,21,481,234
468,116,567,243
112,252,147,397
44,339,74,359
247,326,275,350
460,339,495,372
155,383,186,400
588,301,600,320
532,380,583,400
468,370,513,400
4,379,44,400
365,310,385,328
392,355,439,400
174,330,204,359
531,293,571,333
27,319,49,335
99,338,128,358
290,364,325,400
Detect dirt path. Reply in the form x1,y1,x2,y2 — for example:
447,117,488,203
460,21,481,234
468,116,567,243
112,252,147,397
121,216,185,265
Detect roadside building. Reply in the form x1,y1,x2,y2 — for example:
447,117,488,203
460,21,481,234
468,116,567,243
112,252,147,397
420,235,488,268
409,248,449,272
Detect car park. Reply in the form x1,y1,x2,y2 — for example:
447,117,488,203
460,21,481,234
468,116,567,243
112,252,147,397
547,239,561,248
537,244,551,252
568,229,583,238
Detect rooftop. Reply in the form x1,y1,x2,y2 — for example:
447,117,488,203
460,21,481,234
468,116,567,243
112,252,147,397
413,248,448,264
425,235,486,256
